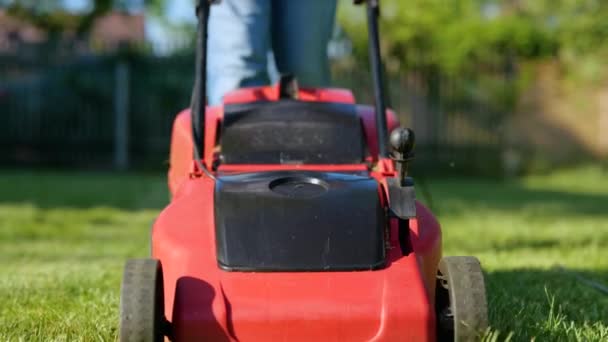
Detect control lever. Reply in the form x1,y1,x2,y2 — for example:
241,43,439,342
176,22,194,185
389,128,415,186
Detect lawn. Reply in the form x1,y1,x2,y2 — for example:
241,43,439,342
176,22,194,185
0,167,607,341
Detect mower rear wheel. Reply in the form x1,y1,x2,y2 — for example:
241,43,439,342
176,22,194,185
435,256,488,341
119,259,166,342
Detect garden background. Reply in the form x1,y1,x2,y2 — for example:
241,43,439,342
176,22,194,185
1,0,607,340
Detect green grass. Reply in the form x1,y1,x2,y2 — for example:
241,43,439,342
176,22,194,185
422,167,608,341
1,167,607,341
0,171,166,341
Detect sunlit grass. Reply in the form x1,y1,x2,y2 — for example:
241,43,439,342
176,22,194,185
423,166,608,341
0,167,607,340
0,171,165,341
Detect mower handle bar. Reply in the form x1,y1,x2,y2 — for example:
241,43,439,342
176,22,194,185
190,0,390,168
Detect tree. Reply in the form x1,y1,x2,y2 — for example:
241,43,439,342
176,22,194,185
339,0,555,76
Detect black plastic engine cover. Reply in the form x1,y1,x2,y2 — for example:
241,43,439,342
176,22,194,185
220,100,365,164
214,171,386,271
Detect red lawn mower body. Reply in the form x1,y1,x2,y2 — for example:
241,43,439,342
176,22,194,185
152,84,443,341
119,3,486,341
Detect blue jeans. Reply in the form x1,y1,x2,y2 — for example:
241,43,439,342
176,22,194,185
208,0,337,105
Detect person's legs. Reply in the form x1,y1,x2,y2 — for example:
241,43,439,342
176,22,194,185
271,0,337,87
207,0,271,105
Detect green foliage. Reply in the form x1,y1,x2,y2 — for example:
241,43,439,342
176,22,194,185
527,0,608,56
338,0,608,123
339,0,556,75
339,0,608,77
145,0,174,18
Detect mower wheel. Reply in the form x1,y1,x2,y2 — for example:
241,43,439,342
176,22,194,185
435,256,488,341
119,259,166,342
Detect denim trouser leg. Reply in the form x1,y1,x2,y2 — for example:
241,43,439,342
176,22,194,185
207,0,337,105
207,0,271,105
271,0,337,88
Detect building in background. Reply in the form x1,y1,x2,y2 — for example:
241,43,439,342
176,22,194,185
0,9,145,55
0,10,46,53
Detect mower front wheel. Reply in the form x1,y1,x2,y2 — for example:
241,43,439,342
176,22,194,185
119,259,167,342
435,256,488,341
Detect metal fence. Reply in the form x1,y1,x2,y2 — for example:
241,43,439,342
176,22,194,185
333,65,505,175
0,46,505,175
0,51,194,168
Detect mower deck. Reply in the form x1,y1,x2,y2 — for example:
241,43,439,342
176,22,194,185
154,175,441,341
148,85,443,341
119,2,488,340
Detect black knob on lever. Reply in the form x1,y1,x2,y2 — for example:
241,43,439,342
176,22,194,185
389,128,415,186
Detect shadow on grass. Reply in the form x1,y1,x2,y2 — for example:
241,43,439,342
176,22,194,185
3,169,607,216
419,178,608,218
485,267,608,340
0,170,167,210
452,236,608,254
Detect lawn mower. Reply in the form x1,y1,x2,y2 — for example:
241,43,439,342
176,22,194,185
119,0,488,341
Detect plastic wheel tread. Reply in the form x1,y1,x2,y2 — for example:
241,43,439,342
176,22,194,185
119,259,165,342
435,256,488,341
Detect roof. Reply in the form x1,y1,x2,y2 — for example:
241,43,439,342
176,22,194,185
90,12,145,50
0,9,145,53
0,10,46,53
